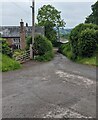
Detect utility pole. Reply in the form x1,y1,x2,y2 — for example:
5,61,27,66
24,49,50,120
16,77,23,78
30,0,35,59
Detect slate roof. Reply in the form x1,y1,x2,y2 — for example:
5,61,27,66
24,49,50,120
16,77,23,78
27,26,44,36
0,26,44,38
0,26,20,37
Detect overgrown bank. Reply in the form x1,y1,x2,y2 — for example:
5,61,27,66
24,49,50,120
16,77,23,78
59,23,98,66
59,43,97,66
0,54,21,72
0,38,21,72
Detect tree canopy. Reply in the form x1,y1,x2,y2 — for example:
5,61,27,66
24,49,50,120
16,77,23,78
37,5,65,45
85,1,98,25
37,4,65,28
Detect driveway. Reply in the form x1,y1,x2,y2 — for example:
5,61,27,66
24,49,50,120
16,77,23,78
2,53,96,118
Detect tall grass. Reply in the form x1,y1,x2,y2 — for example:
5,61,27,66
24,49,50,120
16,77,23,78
0,54,21,72
59,43,97,66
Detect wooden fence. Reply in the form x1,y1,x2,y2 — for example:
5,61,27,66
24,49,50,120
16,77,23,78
13,50,30,63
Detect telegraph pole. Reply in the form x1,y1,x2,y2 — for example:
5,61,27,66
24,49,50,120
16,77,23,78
30,0,35,59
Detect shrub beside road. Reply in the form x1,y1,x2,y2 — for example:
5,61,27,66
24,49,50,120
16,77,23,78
34,35,54,61
59,23,98,66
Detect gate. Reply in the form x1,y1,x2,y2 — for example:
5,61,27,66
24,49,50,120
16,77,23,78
13,50,30,63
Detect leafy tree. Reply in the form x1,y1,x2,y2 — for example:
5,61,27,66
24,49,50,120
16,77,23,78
37,5,65,45
44,23,57,45
69,23,98,59
85,1,98,25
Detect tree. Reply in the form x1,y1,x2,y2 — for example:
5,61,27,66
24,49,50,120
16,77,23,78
44,23,57,45
69,23,98,59
85,1,98,25
37,5,65,45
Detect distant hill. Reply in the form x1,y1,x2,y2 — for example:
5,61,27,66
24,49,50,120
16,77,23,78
54,28,72,35
59,28,72,35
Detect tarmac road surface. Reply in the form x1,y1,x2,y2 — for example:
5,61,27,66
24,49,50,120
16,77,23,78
2,53,97,118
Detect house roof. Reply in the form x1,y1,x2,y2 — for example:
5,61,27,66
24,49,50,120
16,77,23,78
27,26,45,36
0,26,20,37
0,26,44,38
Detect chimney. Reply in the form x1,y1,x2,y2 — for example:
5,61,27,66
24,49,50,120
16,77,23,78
20,19,24,32
20,19,26,50
26,23,28,33
26,23,28,27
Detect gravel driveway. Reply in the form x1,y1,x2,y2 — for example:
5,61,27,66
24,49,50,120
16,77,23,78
2,53,96,118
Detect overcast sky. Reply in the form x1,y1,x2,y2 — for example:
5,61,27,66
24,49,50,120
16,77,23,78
0,0,97,28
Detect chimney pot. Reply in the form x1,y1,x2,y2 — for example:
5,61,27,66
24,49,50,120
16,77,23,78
21,19,23,22
26,23,28,27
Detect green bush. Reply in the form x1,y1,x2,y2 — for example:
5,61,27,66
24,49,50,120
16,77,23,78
59,43,72,59
58,43,97,66
0,38,12,57
34,35,53,55
69,23,98,59
35,51,54,62
78,28,97,57
1,54,21,72
34,35,54,61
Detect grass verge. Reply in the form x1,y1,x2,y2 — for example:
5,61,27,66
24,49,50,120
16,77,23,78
59,43,97,66
76,55,97,66
0,54,21,72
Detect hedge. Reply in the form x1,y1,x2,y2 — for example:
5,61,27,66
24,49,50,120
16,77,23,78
69,23,98,59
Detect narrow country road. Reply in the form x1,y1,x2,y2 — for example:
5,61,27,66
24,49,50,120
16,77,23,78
2,53,96,118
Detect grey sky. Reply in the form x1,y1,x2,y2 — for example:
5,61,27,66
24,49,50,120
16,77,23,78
0,1,96,28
